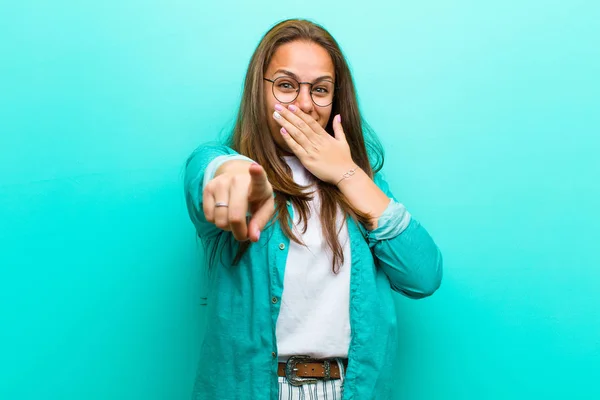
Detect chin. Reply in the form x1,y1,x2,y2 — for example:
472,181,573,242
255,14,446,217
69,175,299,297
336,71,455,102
279,145,294,156
272,139,292,155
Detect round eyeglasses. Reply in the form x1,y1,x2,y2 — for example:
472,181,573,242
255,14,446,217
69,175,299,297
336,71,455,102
263,76,335,107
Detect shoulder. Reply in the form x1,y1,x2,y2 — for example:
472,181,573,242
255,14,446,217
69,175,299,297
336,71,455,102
185,142,240,171
187,142,238,163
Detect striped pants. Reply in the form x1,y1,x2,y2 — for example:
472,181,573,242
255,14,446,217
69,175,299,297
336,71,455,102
277,359,345,399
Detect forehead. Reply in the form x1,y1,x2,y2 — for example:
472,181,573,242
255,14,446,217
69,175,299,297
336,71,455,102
266,41,335,80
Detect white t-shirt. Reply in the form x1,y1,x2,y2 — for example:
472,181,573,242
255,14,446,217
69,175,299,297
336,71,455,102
275,156,351,361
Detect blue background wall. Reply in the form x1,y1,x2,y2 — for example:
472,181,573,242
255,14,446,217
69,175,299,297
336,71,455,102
1,1,598,399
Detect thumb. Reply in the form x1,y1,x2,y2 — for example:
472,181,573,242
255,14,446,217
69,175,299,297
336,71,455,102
248,163,270,201
247,198,275,242
247,163,274,242
332,114,346,142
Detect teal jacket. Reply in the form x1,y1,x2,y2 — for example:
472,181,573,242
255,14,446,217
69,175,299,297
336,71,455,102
184,144,443,400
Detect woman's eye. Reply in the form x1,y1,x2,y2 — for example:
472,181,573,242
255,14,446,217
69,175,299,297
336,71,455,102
278,82,295,89
313,87,329,94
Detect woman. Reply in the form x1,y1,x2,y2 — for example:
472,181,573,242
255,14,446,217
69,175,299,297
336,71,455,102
184,19,443,400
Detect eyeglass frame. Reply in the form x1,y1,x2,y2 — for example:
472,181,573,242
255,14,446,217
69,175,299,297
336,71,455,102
263,76,336,107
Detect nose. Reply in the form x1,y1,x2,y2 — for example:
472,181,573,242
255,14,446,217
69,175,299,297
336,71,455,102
294,84,314,113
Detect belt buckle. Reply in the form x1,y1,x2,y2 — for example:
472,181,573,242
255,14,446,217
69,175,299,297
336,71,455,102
285,355,330,386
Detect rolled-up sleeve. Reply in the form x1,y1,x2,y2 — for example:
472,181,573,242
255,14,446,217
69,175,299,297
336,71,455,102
365,173,443,299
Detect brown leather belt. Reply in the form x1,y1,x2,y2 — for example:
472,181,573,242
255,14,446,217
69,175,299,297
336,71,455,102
277,357,348,380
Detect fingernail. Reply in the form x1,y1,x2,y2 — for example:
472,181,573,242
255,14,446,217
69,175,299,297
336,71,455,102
273,111,281,119
256,230,261,241
274,104,283,111
280,127,287,134
288,104,297,112
335,114,341,123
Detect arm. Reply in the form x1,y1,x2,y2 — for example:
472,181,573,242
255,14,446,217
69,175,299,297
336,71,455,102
338,167,442,298
268,105,442,297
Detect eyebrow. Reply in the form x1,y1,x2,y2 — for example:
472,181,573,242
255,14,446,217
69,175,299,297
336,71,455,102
272,69,334,82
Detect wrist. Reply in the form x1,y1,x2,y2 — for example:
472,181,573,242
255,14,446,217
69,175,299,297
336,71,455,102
215,160,253,177
335,164,360,187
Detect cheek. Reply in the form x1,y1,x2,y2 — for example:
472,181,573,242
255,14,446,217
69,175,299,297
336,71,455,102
263,95,290,150
263,89,276,131
264,86,276,109
318,108,333,128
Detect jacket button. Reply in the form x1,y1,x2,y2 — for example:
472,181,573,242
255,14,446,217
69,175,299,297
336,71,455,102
272,296,279,304
279,243,285,250
272,352,277,358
